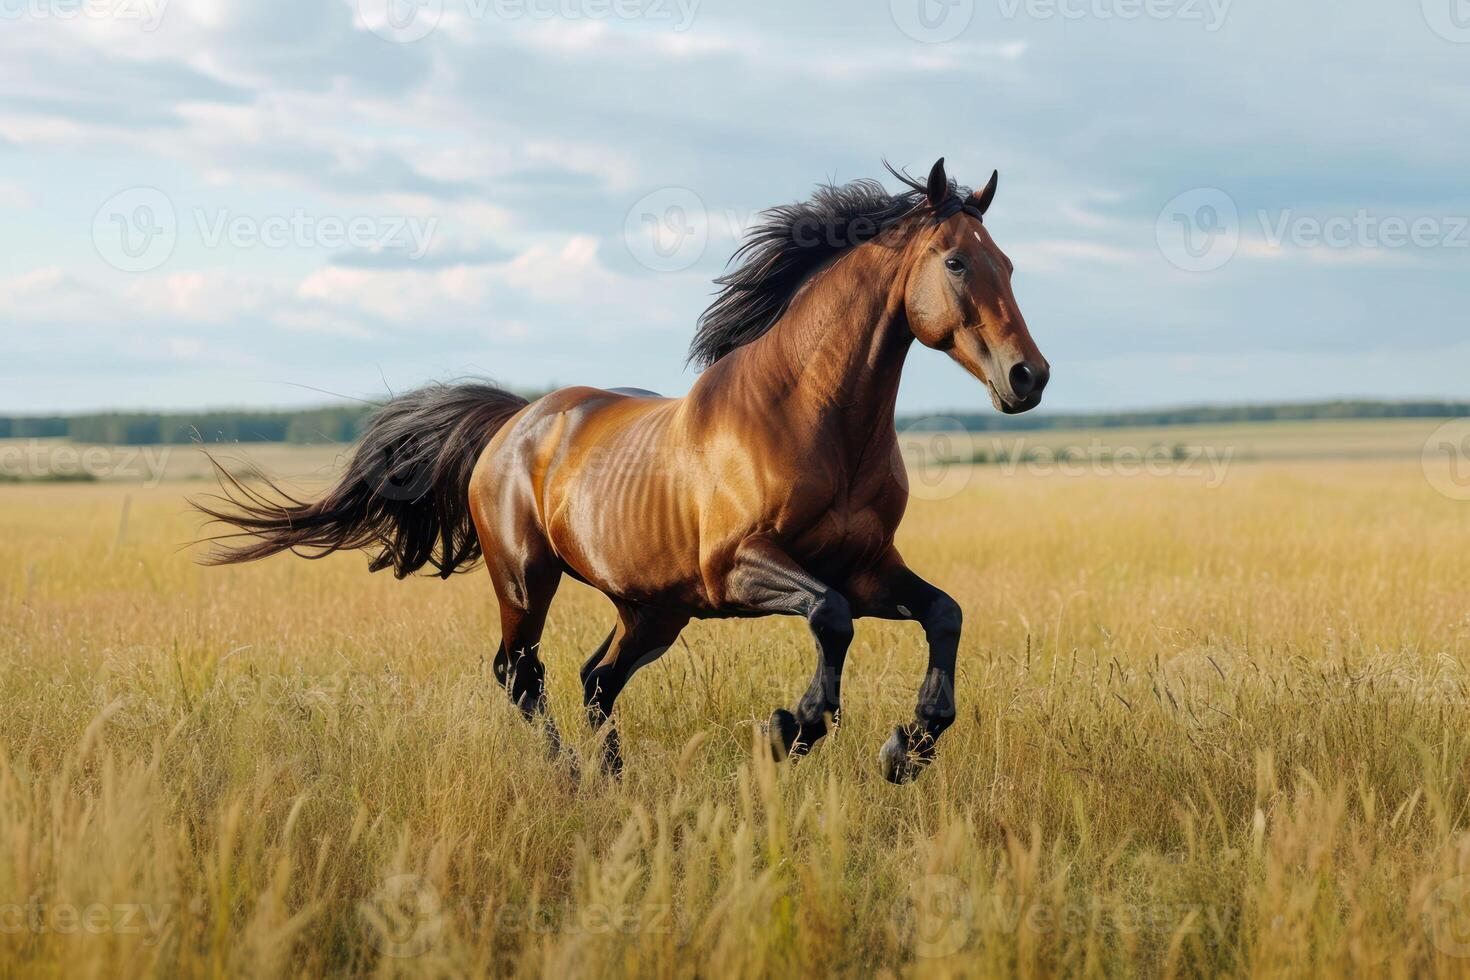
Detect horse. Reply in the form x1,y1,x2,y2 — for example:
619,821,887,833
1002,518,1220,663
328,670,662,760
194,158,1050,783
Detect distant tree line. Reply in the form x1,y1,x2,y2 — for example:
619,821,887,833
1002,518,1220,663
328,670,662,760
0,398,1465,446
899,399,1470,432
0,406,375,445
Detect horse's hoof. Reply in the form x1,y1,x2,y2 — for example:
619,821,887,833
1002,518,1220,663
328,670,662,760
878,726,930,784
766,708,800,761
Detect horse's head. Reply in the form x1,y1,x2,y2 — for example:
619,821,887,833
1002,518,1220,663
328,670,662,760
902,158,1049,415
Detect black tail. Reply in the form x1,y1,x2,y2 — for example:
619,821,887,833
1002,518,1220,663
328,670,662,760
192,381,528,579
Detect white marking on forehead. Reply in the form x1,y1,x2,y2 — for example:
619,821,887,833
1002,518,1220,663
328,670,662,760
973,231,983,244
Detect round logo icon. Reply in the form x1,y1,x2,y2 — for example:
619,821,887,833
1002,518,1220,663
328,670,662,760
1423,419,1470,501
891,873,972,958
92,187,177,273
360,873,444,958
1156,187,1239,273
896,416,975,502
357,0,443,44
890,0,975,43
1422,0,1470,43
623,187,708,273
1425,875,1470,957
1162,646,1234,731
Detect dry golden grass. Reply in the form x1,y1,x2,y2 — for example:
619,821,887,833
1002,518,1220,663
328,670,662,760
3,431,1470,977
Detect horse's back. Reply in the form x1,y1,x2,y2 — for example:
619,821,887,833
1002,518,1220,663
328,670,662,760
475,386,670,473
473,383,683,508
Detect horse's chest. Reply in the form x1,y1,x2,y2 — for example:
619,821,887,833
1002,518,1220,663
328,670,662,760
786,498,897,578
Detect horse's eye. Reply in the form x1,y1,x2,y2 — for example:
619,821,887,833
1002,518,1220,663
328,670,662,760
944,256,965,274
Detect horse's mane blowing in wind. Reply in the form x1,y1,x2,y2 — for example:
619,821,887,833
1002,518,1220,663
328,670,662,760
687,164,978,368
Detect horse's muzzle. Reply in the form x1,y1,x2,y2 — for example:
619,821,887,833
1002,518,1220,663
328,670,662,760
988,379,1045,415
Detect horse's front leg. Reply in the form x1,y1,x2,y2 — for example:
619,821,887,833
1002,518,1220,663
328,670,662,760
723,538,853,761
849,559,963,784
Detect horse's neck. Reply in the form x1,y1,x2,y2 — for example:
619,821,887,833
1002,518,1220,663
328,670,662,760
741,242,914,452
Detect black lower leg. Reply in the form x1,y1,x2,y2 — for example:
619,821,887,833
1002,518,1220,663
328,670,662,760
881,587,961,783
493,641,544,714
582,609,685,776
492,639,568,760
770,589,853,760
487,551,564,761
500,645,547,719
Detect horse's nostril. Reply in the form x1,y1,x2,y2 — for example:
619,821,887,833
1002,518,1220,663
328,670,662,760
1009,362,1037,398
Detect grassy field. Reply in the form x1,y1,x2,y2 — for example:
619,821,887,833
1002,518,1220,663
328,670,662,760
3,419,1470,976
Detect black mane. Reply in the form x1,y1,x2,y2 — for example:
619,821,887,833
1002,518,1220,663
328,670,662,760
688,165,972,369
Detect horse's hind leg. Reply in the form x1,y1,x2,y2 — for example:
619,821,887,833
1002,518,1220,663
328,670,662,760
583,604,688,775
486,539,564,750
579,629,615,689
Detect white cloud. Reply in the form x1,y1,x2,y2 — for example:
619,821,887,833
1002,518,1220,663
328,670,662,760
0,268,106,320
293,233,658,326
122,271,275,323
502,235,605,301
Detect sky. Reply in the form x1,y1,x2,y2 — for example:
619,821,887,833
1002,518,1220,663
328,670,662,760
1,0,1466,415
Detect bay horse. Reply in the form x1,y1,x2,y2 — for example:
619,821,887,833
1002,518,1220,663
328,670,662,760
195,158,1049,783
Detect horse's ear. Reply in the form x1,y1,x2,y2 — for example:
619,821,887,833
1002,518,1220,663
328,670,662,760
969,169,999,216
925,157,948,209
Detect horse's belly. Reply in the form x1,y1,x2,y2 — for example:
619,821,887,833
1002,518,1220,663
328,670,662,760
541,409,707,605
552,490,705,604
